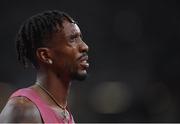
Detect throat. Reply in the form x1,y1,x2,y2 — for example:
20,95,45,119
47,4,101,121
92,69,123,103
35,82,69,110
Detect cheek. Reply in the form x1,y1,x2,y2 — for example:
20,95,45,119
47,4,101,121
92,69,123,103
52,45,79,69
54,51,77,69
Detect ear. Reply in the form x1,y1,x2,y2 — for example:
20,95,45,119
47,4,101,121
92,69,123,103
36,47,52,64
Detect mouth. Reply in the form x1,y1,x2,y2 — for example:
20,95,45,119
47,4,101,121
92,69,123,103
78,55,89,69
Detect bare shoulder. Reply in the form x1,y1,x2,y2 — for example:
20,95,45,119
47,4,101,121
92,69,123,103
0,96,42,123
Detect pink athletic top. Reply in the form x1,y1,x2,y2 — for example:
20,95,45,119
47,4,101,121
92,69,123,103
10,88,74,123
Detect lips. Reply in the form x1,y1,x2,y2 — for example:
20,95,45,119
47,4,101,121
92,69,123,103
79,55,89,69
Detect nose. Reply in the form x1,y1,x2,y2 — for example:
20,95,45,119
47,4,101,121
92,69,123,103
79,40,89,53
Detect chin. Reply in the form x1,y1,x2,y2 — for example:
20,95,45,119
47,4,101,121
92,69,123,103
72,70,88,81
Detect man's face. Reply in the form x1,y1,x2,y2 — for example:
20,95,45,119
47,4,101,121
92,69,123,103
49,20,89,81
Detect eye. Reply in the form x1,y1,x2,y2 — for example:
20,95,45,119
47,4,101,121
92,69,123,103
70,35,78,40
69,34,81,43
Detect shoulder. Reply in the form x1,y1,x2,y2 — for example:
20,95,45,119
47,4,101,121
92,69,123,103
0,96,42,123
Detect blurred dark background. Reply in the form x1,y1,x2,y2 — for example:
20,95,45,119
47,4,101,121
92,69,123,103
1,0,180,122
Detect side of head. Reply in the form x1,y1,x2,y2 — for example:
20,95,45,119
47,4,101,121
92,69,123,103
16,10,74,68
16,10,89,81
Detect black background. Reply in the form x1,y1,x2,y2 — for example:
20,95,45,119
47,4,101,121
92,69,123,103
0,0,180,122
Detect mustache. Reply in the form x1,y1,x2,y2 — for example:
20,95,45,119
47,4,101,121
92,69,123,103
78,52,88,60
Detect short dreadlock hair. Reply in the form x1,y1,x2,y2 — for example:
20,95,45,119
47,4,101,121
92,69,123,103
16,10,74,68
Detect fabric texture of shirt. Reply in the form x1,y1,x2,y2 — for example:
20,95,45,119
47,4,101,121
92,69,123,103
10,88,74,123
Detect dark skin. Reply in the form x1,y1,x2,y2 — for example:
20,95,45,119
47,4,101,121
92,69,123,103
0,20,89,123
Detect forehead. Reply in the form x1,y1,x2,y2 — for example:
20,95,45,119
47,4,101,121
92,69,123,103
47,20,81,46
62,20,81,36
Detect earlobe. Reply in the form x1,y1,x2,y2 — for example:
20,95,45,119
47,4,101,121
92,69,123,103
36,48,52,64
47,59,53,64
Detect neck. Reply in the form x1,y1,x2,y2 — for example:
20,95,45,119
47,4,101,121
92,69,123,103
36,68,71,107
